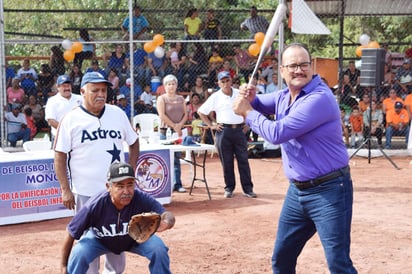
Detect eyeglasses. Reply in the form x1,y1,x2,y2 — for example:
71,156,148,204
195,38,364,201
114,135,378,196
282,62,311,72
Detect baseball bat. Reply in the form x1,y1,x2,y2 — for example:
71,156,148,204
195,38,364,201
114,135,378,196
248,3,287,86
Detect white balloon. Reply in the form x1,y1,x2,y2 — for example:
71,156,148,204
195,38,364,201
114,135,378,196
62,39,73,50
359,34,370,46
154,46,165,58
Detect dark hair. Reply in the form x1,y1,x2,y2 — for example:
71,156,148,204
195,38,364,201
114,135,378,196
193,111,200,119
79,29,91,41
281,43,311,65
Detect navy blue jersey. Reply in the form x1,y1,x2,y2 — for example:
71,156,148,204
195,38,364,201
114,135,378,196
68,189,165,254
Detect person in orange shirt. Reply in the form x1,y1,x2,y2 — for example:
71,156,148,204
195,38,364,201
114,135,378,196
403,92,412,117
385,101,410,149
349,106,363,148
358,92,371,113
382,88,403,114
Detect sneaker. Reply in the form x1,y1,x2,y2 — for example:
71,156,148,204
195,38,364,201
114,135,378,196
224,190,233,198
175,187,186,193
243,192,257,198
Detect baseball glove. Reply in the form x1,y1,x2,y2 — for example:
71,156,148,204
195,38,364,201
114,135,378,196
128,212,161,243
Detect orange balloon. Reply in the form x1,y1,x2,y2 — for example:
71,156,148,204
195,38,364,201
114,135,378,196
71,41,83,53
248,43,261,57
63,50,75,62
355,45,367,57
368,41,380,49
153,34,165,47
144,42,156,53
254,32,265,45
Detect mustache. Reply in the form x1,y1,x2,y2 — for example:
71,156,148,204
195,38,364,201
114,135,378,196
120,194,133,199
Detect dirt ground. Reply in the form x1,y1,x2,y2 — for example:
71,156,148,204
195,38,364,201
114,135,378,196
1,154,412,274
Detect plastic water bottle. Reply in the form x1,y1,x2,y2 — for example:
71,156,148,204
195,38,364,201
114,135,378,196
166,127,172,140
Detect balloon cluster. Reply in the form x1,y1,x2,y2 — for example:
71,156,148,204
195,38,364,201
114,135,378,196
248,32,265,57
355,34,380,57
62,39,83,62
144,34,165,58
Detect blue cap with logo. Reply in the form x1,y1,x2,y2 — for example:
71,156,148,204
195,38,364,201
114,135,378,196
57,74,72,85
81,72,113,88
218,71,231,81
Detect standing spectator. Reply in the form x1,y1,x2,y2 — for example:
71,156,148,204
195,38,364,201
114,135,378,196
125,43,148,87
121,5,149,40
6,77,25,109
49,46,66,77
85,59,106,78
198,71,256,199
203,9,222,44
385,101,410,149
349,106,363,148
363,100,383,147
190,111,203,142
233,43,357,273
74,29,95,69
184,8,202,40
5,60,15,88
140,84,154,106
240,6,269,39
69,63,84,95
187,43,208,88
232,44,254,82
45,75,83,140
60,162,174,274
5,104,30,147
156,74,188,193
54,72,139,273
37,63,55,103
17,58,38,98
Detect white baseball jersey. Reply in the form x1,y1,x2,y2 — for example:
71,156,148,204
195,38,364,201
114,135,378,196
45,93,83,136
54,104,138,196
198,88,244,124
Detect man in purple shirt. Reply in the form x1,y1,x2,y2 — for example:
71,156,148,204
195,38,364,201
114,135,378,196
233,43,357,273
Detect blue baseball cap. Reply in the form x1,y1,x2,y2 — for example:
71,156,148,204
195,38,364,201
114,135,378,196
57,74,72,85
81,72,113,88
218,71,231,81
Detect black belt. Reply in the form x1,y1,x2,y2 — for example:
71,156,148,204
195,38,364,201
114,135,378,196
219,123,245,129
292,166,350,190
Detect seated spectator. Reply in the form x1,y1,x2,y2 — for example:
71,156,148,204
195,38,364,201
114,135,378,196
37,63,55,103
190,76,208,102
385,101,410,149
363,100,383,147
107,68,120,96
261,57,278,85
382,88,403,115
74,29,95,69
23,95,45,132
232,44,254,82
190,111,203,142
219,60,236,79
140,85,154,106
69,63,83,95
187,43,208,88
121,5,149,40
340,107,350,147
103,44,127,77
146,44,167,85
85,60,106,78
119,78,143,103
125,43,148,87
184,8,202,40
359,93,371,113
5,104,31,147
209,48,224,67
5,60,15,88
343,60,360,95
6,77,25,109
49,46,66,77
339,74,357,108
17,58,38,98
203,9,222,42
349,106,363,148
394,58,412,97
23,107,37,140
266,71,286,94
187,93,203,122
116,94,131,118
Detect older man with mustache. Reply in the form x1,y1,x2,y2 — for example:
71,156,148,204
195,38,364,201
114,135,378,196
233,43,357,273
54,72,140,273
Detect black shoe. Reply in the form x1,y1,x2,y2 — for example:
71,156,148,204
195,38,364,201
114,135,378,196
243,192,257,198
224,190,233,198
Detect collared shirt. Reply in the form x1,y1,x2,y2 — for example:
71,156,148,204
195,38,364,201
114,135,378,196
247,75,348,181
241,16,269,38
198,87,244,125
